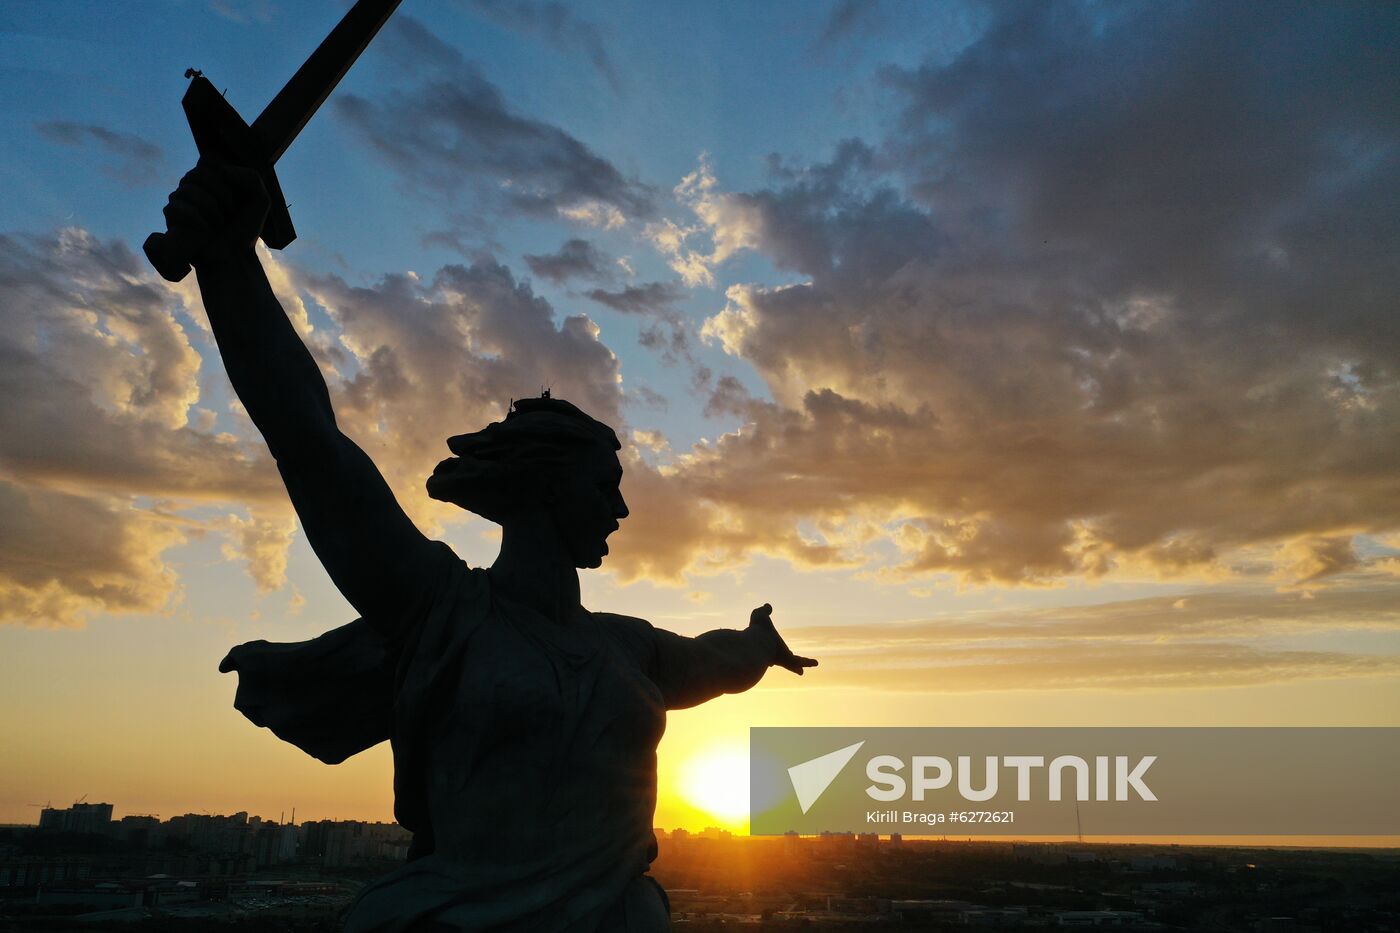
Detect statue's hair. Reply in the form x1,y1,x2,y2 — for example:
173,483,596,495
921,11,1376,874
425,396,620,524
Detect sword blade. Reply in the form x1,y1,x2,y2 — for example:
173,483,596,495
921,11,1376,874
251,0,403,163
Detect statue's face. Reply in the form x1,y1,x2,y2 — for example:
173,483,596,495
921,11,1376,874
550,444,628,569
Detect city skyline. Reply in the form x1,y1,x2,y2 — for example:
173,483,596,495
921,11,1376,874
6,805,1398,929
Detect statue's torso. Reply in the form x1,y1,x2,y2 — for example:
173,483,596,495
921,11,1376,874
349,561,670,931
425,593,667,865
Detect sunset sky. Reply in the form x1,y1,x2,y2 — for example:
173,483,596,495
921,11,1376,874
2,1,1398,836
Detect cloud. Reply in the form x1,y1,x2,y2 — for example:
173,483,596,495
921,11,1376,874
645,155,764,287
585,281,686,316
0,480,185,627
13,2,1400,635
0,228,281,626
821,641,1400,693
296,258,626,534
207,0,274,23
336,17,654,226
558,202,627,230
0,224,627,626
783,587,1400,692
605,3,1400,589
220,508,298,593
815,0,886,48
524,238,614,284
461,0,623,95
631,429,670,454
795,587,1400,648
880,1,1400,360
585,279,709,376
646,143,893,287
34,121,163,187
0,232,279,502
1278,536,1363,587
626,384,669,411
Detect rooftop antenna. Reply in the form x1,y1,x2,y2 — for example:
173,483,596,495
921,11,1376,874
1076,802,1083,843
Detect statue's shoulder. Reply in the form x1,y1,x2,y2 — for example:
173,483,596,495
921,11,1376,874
591,611,657,669
424,540,482,589
592,611,657,645
592,610,653,632
399,544,489,648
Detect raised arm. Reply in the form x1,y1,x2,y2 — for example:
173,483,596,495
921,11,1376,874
166,160,438,629
650,604,818,710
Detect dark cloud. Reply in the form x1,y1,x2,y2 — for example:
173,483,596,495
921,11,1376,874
298,257,626,533
461,0,623,95
584,280,708,375
14,1,1400,630
524,238,614,284
815,0,885,47
637,325,683,353
626,384,669,411
703,375,753,419
420,228,498,260
616,1,1400,589
880,0,1400,358
585,281,686,316
35,121,163,187
337,17,654,225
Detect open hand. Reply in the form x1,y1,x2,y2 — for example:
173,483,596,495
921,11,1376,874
749,603,818,676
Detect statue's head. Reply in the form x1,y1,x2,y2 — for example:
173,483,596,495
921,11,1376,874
425,395,627,569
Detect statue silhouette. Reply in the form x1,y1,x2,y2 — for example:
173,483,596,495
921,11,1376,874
163,160,817,931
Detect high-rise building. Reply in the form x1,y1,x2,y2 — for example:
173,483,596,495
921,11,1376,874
37,802,113,835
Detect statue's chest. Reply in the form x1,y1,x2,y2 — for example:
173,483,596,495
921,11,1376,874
452,614,665,777
421,610,666,850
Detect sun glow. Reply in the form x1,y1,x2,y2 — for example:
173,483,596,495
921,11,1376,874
678,744,750,827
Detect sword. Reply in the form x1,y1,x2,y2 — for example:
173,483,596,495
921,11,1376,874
145,0,403,282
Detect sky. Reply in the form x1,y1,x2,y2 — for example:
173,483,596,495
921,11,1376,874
1,0,1399,837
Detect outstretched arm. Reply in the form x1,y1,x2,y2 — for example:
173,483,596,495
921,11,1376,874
167,161,438,630
651,604,817,710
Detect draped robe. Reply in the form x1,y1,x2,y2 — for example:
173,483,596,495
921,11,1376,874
220,542,776,931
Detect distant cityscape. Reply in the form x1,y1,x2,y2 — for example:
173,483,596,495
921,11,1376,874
2,801,1397,930
24,800,411,872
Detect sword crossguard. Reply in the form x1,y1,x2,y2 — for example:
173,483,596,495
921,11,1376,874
146,0,402,282
144,74,294,282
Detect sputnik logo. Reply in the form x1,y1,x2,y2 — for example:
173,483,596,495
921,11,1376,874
787,741,865,814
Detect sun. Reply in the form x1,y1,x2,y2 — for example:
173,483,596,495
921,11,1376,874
678,745,749,826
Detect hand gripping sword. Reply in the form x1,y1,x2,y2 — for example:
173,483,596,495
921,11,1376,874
144,0,403,282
